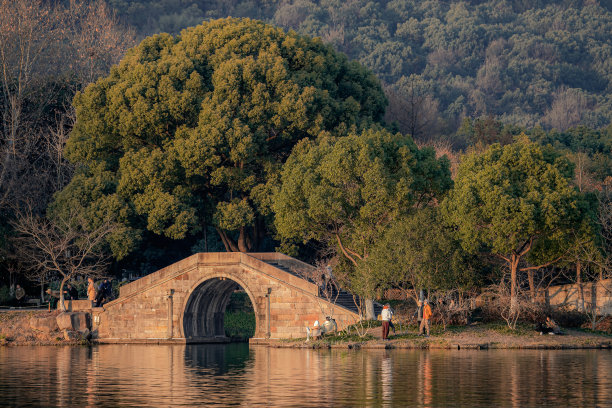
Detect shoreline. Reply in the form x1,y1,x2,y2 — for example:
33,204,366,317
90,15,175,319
2,310,611,349
249,337,612,350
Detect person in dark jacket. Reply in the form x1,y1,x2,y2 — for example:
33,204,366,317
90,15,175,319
15,284,25,305
95,279,112,307
64,284,79,300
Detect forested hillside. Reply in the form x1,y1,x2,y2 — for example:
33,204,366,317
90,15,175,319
108,0,612,140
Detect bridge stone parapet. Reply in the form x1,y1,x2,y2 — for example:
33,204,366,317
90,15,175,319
93,253,360,343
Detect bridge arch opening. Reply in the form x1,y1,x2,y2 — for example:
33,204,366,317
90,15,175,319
182,277,256,343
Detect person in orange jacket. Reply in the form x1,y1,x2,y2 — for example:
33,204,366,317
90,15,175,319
87,277,97,304
419,299,432,337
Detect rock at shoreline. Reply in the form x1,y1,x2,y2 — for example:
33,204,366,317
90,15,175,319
56,312,90,333
63,328,92,341
29,315,59,332
63,330,80,340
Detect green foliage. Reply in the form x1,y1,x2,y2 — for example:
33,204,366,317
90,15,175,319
53,18,387,257
368,207,479,297
224,311,256,339
441,136,582,265
110,0,612,138
0,285,11,305
528,125,612,185
225,291,253,313
484,322,534,337
273,128,452,297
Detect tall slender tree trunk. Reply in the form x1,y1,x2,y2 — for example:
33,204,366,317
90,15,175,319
58,275,68,312
527,270,535,302
510,254,519,312
365,298,375,320
577,261,584,312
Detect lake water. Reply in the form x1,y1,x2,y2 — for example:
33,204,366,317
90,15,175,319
0,344,611,407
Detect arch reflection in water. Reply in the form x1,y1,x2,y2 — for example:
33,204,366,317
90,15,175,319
0,346,611,407
184,343,252,375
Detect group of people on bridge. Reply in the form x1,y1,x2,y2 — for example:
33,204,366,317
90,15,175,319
87,278,112,307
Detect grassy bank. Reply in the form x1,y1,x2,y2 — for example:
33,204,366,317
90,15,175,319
251,321,612,350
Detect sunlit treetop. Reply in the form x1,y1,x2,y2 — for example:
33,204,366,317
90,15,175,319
53,17,388,257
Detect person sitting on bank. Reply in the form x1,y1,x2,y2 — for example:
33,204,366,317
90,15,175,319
308,320,322,341
45,288,61,308
381,304,393,340
537,316,563,335
323,316,337,334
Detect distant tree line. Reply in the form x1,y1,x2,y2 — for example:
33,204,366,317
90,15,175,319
108,0,612,141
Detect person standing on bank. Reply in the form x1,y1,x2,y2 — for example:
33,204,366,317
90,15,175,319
101,279,112,302
64,284,78,300
15,284,25,305
381,304,393,340
95,279,111,307
87,278,96,305
419,299,432,337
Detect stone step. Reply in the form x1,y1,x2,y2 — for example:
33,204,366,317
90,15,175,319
265,261,382,317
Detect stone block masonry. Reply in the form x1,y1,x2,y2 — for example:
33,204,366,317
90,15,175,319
541,279,612,315
93,253,360,343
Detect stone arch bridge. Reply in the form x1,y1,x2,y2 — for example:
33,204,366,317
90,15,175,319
92,253,361,343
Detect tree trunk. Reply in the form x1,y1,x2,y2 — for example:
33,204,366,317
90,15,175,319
216,227,255,252
527,270,535,302
237,226,251,253
364,298,375,320
216,228,240,252
58,276,68,312
577,261,584,312
510,254,519,312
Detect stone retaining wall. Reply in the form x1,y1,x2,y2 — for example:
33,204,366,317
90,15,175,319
542,279,612,315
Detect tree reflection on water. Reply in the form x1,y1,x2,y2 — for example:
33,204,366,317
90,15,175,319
0,345,611,407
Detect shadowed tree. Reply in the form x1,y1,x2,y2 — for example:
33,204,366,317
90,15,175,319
10,208,115,311
0,0,134,283
367,207,477,302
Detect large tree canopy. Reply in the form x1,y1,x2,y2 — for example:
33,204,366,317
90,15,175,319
441,136,582,305
51,17,387,257
273,128,452,313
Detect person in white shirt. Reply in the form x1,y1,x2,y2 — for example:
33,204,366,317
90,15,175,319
381,304,393,340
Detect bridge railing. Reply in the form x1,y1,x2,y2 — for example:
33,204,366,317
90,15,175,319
118,252,318,299
246,253,316,276
240,253,319,296
119,253,243,298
